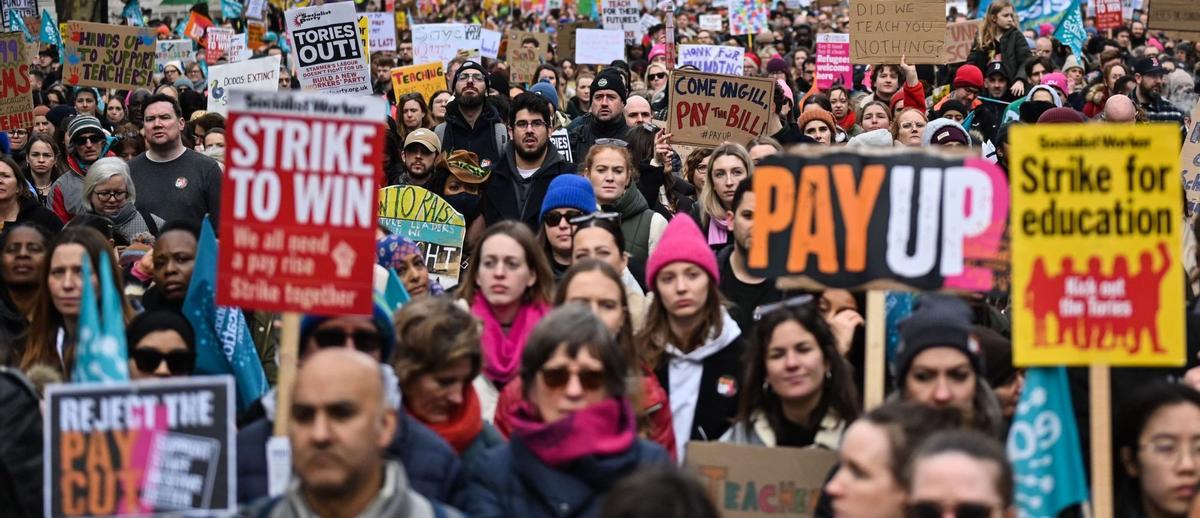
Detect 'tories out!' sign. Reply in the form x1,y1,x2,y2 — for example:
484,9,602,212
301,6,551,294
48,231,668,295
217,90,385,315
748,150,1009,292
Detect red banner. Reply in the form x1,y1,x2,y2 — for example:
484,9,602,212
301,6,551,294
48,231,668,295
1095,0,1123,30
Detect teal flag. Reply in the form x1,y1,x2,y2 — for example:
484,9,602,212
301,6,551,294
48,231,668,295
182,217,269,413
123,0,146,26
40,10,60,46
1007,367,1089,517
10,13,32,42
73,252,131,383
381,267,411,312
221,0,242,21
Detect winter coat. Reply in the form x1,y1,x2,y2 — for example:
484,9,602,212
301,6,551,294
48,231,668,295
0,367,42,517
434,100,509,170
967,28,1032,87
240,460,463,518
479,143,575,229
567,113,629,163
720,409,847,450
608,186,668,265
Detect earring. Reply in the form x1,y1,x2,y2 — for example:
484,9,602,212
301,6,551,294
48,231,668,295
825,370,832,380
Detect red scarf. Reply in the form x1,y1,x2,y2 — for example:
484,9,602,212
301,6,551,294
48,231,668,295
508,398,636,467
471,293,549,384
837,111,856,131
414,385,484,455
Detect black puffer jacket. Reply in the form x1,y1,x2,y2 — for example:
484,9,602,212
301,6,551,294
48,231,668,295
0,367,42,517
436,100,509,170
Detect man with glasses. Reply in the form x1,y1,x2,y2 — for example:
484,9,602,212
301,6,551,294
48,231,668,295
433,61,509,170
128,94,222,227
49,114,112,222
476,92,574,230
568,68,629,162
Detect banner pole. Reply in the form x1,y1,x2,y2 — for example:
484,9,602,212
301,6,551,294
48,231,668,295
272,311,302,437
1089,364,1113,518
864,290,886,410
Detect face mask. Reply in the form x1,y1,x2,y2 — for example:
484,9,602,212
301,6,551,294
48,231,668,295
445,192,480,221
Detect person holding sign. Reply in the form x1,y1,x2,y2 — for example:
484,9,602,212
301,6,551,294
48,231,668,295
967,0,1032,97
1115,382,1200,518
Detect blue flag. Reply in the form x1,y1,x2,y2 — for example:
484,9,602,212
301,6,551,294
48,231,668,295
183,216,269,413
381,267,411,312
221,0,242,22
73,252,130,383
40,10,60,46
9,12,32,42
975,0,1087,58
123,0,146,26
1007,367,1089,517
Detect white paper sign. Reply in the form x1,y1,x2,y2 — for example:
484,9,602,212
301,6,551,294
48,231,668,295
698,14,723,31
678,44,744,75
639,13,662,34
480,28,501,59
412,23,482,67
246,0,265,19
155,38,193,75
365,12,397,52
207,55,282,115
285,2,371,94
226,33,252,63
574,29,626,65
602,0,642,43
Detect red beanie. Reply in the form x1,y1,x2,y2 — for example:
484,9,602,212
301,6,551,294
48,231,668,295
889,89,906,111
646,216,720,289
1037,107,1088,124
953,65,984,89
745,52,761,69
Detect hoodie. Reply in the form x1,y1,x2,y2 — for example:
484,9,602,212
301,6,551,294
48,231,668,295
920,118,973,147
480,143,575,229
608,187,668,264
436,99,508,170
659,310,743,460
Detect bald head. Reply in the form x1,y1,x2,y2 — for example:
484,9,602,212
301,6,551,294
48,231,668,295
1104,94,1137,122
624,95,652,127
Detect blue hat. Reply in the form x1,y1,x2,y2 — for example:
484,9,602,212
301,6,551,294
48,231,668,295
529,80,559,109
539,174,597,222
299,298,397,362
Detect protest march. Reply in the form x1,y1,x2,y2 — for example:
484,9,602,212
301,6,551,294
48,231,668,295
0,0,1199,516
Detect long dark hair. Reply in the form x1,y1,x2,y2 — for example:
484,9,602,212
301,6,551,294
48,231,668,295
457,221,555,306
735,303,860,434
1115,381,1200,516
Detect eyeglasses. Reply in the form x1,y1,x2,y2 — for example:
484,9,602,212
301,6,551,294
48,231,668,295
647,72,667,81
94,190,128,201
1141,439,1200,465
540,366,606,390
131,348,196,374
11,129,27,136
569,211,621,225
73,134,104,146
313,329,382,353
753,294,815,321
594,138,628,147
514,119,548,130
457,72,485,83
900,122,926,130
543,210,584,227
905,502,994,518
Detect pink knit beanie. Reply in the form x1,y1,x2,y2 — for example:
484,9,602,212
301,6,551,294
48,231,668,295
646,216,720,289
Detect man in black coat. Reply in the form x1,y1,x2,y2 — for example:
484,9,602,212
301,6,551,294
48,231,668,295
568,68,630,161
434,61,509,170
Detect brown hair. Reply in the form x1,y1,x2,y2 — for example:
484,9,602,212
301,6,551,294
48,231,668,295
555,259,635,363
457,221,555,306
890,107,928,141
634,273,726,369
978,0,1016,47
391,297,481,384
684,148,713,187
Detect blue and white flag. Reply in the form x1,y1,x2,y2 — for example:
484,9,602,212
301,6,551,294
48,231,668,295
1007,367,1089,518
73,252,130,383
183,216,269,413
381,267,411,313
123,0,146,26
40,10,60,46
9,12,32,43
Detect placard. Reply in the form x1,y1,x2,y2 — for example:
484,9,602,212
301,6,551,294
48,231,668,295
550,127,573,163
815,33,851,89
575,29,625,65
1148,0,1198,34
225,33,252,62
668,69,774,148
206,55,281,115
155,38,193,75
2,0,35,32
378,185,466,289
728,0,768,36
63,21,156,89
480,28,500,59
601,0,641,43
44,376,235,517
849,0,945,64
206,27,234,64
748,149,1010,292
698,13,722,31
218,90,386,314
390,61,444,102
411,23,481,67
556,20,596,65
1010,123,1185,366
286,2,372,94
1094,0,1122,30
685,442,837,517
678,44,743,75
1181,103,1200,217
0,32,32,131
365,11,396,52
942,20,981,64
506,31,549,84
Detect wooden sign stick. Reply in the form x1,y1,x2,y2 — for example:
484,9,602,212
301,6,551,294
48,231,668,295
864,290,887,410
1089,364,1114,518
272,312,302,437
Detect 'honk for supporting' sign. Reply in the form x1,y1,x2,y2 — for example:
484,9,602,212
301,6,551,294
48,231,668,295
678,44,744,76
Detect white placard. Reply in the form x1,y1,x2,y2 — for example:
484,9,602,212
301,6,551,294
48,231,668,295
574,29,626,65
602,0,642,43
285,2,371,94
366,12,397,52
206,55,282,115
412,23,482,66
678,44,744,75
698,14,723,31
480,28,501,59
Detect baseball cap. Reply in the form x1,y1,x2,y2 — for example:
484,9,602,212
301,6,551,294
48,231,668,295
403,128,441,153
985,61,1007,80
1134,56,1165,76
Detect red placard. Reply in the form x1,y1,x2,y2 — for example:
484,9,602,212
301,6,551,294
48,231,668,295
217,91,386,315
1095,0,1123,30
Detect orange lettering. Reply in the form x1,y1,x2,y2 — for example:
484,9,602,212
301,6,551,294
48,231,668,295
749,166,795,269
85,433,116,515
788,165,837,273
60,432,87,516
833,164,884,272
697,465,729,501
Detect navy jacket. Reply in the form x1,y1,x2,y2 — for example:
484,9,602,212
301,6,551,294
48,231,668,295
479,143,575,230
461,436,668,518
236,412,463,505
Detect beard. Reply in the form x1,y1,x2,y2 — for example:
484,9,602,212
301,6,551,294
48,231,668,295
515,139,548,162
457,91,484,108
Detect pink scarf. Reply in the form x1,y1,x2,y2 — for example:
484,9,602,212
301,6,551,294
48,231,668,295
508,398,636,467
707,216,729,246
471,293,549,385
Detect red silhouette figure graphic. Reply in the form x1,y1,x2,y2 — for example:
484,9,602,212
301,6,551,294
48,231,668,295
1128,242,1170,354
1025,257,1057,347
1105,256,1133,351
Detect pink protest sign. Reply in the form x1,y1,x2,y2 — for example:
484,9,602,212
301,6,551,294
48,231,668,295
816,33,852,90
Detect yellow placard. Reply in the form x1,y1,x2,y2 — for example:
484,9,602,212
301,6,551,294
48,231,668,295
1010,123,1185,366
390,61,445,102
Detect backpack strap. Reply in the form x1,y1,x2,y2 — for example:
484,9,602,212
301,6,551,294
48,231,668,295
139,209,159,236
494,122,509,156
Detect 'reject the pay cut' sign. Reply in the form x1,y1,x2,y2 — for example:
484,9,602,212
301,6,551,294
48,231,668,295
218,91,386,315
1010,124,1184,366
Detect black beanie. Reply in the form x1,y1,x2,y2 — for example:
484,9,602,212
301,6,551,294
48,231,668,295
893,294,983,388
593,68,628,103
975,325,1014,388
125,310,196,354
454,60,489,93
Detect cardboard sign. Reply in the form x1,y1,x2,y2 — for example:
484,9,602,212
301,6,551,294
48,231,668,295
685,442,837,517
2,0,34,32
0,33,32,131
206,27,235,64
668,69,774,148
849,0,945,64
206,55,281,115
575,28,625,65
557,20,597,65
390,61,444,102
44,377,235,517
1149,0,1198,34
507,31,549,84
748,149,1010,292
678,44,743,75
601,0,641,43
412,23,481,67
942,20,980,64
286,2,372,94
218,90,386,315
378,185,466,289
550,127,573,163
1182,103,1200,217
815,33,851,89
63,21,156,89
1094,0,1122,30
365,11,396,52
1010,124,1185,366
155,38,193,75
728,0,768,36
247,20,266,49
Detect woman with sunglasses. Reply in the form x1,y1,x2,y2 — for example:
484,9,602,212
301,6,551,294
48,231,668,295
462,304,670,517
1116,381,1200,518
582,143,667,266
79,158,164,243
722,303,859,449
458,221,555,421
687,142,752,252
645,63,669,96
126,309,196,379
537,174,598,279
904,430,1016,518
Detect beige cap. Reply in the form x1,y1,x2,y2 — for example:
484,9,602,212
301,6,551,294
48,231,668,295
403,128,441,153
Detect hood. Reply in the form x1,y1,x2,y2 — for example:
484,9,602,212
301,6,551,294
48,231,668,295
443,98,501,129
921,118,973,147
665,310,741,363
847,128,895,147
610,183,649,216
1025,85,1063,107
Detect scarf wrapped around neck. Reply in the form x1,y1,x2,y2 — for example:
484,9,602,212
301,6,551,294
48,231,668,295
706,215,729,246
413,384,484,455
471,292,549,385
508,398,636,467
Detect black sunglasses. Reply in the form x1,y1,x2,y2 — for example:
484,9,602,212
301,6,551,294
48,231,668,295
313,329,382,353
73,134,104,146
905,502,994,518
540,366,606,390
543,210,584,227
647,72,667,80
131,348,195,374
